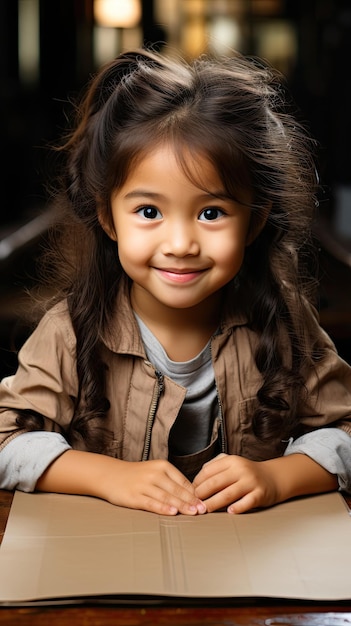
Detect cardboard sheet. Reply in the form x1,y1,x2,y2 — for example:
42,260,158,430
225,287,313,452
0,490,350,604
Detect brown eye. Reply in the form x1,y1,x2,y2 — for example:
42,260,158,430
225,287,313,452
137,206,162,219
199,207,223,221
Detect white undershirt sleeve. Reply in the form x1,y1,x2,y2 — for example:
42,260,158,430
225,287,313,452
0,431,71,492
284,428,351,492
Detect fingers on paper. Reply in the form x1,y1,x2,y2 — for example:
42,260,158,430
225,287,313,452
193,454,266,514
138,460,206,516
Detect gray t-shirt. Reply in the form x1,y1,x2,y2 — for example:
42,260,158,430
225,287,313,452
135,314,218,456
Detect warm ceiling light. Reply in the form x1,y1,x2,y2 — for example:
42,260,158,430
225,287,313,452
94,0,141,28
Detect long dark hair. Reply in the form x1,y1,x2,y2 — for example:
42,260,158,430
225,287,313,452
19,47,323,450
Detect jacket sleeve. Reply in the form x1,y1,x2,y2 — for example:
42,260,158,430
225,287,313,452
0,302,78,451
298,306,351,435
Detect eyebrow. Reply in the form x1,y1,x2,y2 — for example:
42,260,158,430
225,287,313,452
124,190,165,200
124,189,230,200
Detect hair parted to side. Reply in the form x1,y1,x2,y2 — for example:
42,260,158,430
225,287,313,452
21,47,323,451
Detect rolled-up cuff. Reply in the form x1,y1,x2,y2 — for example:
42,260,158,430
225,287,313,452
284,428,351,493
0,431,71,492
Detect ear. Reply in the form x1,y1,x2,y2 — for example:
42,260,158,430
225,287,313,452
246,204,270,246
97,205,117,242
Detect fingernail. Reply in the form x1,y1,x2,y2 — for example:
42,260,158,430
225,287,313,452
187,505,197,513
197,502,206,514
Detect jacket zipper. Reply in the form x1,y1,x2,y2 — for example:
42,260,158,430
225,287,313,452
217,391,227,454
141,369,164,461
210,342,227,454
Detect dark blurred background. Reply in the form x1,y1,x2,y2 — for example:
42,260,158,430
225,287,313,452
1,0,351,379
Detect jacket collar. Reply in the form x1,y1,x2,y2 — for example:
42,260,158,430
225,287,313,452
100,275,248,355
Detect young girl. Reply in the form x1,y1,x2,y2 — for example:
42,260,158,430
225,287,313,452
0,48,351,516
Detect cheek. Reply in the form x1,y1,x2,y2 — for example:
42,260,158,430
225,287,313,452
212,236,246,272
118,242,141,266
116,233,151,273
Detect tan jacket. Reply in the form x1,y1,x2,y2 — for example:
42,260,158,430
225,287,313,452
1,279,351,463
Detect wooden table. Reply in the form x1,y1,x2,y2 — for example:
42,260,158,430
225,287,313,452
0,489,350,625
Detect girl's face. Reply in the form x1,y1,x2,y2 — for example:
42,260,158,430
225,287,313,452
107,143,252,322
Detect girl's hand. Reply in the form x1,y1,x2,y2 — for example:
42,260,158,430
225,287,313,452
102,458,207,516
192,452,338,514
192,453,279,514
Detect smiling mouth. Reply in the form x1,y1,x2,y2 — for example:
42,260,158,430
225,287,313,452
155,268,206,283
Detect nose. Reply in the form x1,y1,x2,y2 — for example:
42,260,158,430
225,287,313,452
161,220,200,257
